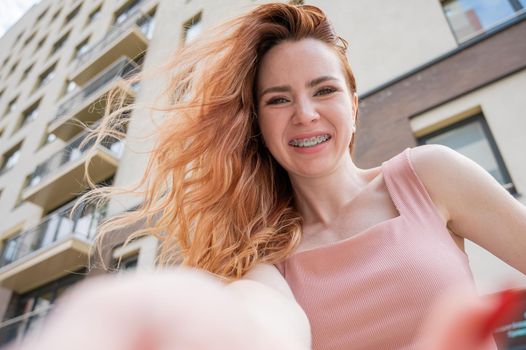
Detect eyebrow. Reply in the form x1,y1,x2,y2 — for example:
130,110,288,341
259,76,340,98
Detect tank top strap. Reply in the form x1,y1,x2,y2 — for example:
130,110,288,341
381,147,444,227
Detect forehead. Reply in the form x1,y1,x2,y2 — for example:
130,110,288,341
257,38,344,90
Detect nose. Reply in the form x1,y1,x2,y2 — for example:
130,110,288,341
292,96,320,125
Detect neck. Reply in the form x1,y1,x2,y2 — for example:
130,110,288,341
289,156,376,227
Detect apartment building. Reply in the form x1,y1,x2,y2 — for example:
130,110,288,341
0,0,524,347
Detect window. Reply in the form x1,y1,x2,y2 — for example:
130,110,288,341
4,96,18,116
16,100,41,131
417,113,516,194
0,271,85,343
62,79,79,96
51,8,61,22
41,132,57,147
20,63,34,83
35,36,47,53
113,0,141,25
64,4,82,26
115,254,139,271
442,0,526,43
8,61,19,76
15,32,23,41
50,31,70,56
35,63,57,91
23,32,36,48
0,143,22,175
183,12,202,44
0,232,21,266
138,8,156,39
36,7,49,23
87,5,102,25
73,37,90,60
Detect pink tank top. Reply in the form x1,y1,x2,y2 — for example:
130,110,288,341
275,147,489,350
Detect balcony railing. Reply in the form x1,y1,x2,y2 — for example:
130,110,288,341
25,131,123,190
0,306,51,347
0,200,106,268
75,8,152,70
54,57,139,122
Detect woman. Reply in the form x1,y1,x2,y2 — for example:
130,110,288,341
15,3,526,350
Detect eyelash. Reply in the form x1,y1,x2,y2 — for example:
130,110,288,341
265,87,338,105
315,87,337,96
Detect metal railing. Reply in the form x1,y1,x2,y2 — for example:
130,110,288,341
0,306,52,347
0,200,106,268
25,130,123,190
54,57,139,121
75,6,152,69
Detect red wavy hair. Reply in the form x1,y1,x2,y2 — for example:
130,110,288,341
80,3,358,280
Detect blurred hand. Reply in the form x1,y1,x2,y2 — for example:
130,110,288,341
417,287,521,350
7,268,302,350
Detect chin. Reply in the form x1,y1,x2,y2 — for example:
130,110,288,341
289,163,337,179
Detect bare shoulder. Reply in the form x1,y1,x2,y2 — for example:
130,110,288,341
408,143,497,200
407,143,460,168
407,144,459,224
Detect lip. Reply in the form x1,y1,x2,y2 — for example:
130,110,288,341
288,131,332,142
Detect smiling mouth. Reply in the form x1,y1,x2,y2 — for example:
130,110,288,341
288,134,332,148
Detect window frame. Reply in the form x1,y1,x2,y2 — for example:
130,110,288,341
417,113,517,195
4,96,19,116
34,63,57,92
182,11,202,44
440,0,526,44
86,4,103,26
49,31,70,57
16,99,41,132
35,7,50,24
0,232,22,266
0,142,23,175
63,3,82,27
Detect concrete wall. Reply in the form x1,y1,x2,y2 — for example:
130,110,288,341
309,0,458,93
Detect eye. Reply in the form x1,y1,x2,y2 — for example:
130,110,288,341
315,87,337,96
265,96,289,105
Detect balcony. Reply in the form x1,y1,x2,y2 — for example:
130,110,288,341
50,57,138,141
71,10,152,85
0,202,105,293
0,306,51,346
22,131,123,212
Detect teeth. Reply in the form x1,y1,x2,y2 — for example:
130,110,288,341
289,134,331,148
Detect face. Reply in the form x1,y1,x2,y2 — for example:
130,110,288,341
256,38,358,179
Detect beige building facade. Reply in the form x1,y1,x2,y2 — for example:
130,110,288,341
0,0,524,345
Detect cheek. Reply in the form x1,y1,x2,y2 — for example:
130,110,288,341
258,117,281,145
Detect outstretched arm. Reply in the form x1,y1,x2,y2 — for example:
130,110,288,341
411,144,526,273
8,267,310,350
226,264,311,349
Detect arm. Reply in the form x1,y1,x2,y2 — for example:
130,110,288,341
410,144,526,273
225,264,312,349
13,268,310,350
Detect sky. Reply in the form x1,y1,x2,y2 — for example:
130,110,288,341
0,0,41,37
